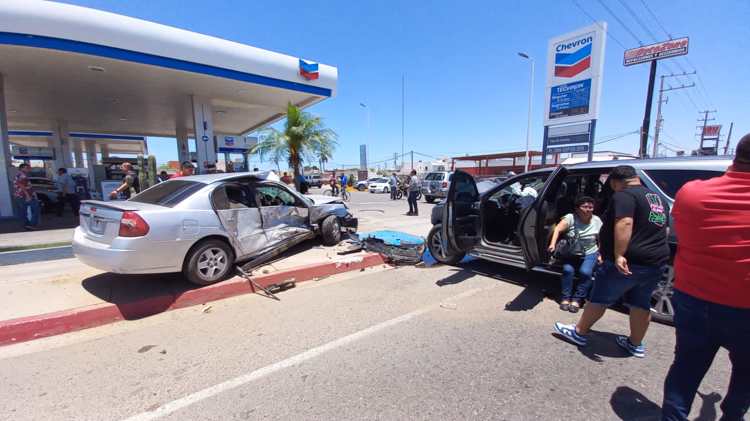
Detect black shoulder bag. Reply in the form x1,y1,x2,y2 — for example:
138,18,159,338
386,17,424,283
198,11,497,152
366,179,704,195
553,218,585,261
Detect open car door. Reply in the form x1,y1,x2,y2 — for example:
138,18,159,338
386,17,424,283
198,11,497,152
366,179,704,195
441,170,481,253
518,166,569,267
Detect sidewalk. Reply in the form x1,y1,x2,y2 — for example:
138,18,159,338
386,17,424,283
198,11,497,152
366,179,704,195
0,228,74,250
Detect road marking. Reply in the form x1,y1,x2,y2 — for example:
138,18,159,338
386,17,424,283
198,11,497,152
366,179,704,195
121,286,487,421
0,245,72,255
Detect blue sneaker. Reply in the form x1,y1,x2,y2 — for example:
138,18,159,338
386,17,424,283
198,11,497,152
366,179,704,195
553,322,588,346
616,335,646,358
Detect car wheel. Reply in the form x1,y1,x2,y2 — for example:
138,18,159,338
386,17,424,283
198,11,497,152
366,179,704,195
427,225,465,265
650,264,675,325
416,192,423,200
358,185,366,191
183,239,234,286
321,215,342,246
383,186,389,193
425,196,435,203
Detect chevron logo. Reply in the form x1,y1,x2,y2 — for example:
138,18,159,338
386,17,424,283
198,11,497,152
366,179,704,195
299,59,319,81
554,37,592,78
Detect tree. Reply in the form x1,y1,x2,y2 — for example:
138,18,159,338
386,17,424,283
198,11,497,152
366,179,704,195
253,103,337,189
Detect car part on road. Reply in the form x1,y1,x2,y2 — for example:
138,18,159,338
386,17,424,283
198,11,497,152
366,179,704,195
426,225,465,265
235,265,281,300
359,230,425,265
183,239,235,285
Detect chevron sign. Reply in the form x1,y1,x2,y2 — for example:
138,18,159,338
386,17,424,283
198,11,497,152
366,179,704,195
554,36,593,78
299,59,319,80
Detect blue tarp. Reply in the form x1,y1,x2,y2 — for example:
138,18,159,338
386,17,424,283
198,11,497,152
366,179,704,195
357,230,424,247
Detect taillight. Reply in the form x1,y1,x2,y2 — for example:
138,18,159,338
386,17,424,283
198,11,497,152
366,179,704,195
442,182,448,188
119,211,150,237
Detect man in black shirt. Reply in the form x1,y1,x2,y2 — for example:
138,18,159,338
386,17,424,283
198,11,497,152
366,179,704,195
555,165,669,358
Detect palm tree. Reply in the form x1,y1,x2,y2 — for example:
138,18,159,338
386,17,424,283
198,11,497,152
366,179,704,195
253,103,337,189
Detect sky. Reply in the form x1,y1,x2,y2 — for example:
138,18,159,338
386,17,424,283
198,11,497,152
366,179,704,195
60,0,750,169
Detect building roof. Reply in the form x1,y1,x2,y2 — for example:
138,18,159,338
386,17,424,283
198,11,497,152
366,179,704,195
452,151,544,161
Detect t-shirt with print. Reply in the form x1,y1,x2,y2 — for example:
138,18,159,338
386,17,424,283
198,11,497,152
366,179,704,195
561,213,603,255
599,185,670,266
13,172,32,199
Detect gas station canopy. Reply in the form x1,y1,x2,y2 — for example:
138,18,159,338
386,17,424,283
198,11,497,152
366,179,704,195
0,0,338,217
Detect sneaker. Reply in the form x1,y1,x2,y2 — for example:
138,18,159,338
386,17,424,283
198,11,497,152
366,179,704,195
616,335,646,358
553,322,588,346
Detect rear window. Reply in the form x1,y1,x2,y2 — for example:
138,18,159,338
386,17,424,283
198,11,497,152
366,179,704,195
645,169,723,199
424,173,445,181
129,180,204,207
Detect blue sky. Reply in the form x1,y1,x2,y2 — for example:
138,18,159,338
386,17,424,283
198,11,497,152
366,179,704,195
61,0,749,168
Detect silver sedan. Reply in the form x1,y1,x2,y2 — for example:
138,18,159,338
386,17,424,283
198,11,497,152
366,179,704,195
73,172,357,285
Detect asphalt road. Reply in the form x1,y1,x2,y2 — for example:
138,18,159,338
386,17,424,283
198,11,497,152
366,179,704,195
0,260,731,421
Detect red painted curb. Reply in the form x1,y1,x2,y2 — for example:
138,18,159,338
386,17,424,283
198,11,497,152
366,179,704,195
0,253,387,346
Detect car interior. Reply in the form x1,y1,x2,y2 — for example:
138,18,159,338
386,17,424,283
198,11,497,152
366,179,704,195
482,170,613,264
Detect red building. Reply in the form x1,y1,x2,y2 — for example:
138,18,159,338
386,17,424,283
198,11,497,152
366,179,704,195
450,151,560,176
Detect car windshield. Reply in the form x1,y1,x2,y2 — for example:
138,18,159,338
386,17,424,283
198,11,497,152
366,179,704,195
644,169,724,199
129,180,205,207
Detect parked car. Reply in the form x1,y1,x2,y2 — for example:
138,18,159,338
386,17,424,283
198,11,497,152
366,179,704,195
73,172,358,286
368,178,391,193
421,171,453,203
356,177,382,191
427,156,732,324
29,176,59,213
304,173,323,188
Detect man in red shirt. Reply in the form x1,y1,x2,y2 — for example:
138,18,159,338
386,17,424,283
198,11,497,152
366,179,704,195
661,134,750,421
171,161,194,178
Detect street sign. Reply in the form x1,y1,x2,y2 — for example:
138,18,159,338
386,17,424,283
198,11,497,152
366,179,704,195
702,125,721,138
623,37,689,66
201,135,209,142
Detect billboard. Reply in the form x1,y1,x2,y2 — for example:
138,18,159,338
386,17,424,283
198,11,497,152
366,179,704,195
544,23,607,125
702,125,721,139
359,144,367,170
623,37,689,66
216,134,258,153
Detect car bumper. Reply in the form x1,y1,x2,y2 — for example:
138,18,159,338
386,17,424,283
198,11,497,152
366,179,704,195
421,188,448,198
341,215,358,231
72,228,183,274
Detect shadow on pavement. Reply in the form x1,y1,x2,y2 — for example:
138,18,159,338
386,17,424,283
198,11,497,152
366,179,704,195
551,329,632,363
609,386,661,420
695,391,722,421
81,239,325,320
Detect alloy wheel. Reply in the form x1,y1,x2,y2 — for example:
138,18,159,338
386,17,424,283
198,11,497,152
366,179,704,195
196,247,229,281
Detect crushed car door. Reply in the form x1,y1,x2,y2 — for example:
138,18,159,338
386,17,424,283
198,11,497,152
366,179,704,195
441,170,481,253
518,166,569,267
254,183,311,248
212,183,266,258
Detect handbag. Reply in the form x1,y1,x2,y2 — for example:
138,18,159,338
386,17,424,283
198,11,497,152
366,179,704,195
553,219,586,261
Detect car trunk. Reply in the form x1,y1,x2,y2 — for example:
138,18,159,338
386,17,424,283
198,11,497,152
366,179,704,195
78,200,163,245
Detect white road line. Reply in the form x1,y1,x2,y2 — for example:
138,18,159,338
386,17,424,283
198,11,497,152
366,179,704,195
121,286,487,421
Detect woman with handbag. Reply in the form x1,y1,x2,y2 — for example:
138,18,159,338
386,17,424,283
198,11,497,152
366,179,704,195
548,196,603,313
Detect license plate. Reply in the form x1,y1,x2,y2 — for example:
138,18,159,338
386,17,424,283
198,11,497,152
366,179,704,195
90,217,106,234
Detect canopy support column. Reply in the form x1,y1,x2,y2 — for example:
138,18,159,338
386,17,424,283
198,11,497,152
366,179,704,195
191,96,216,174
0,74,14,217
176,126,190,164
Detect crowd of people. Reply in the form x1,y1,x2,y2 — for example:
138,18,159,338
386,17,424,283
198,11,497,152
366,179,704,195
549,133,750,421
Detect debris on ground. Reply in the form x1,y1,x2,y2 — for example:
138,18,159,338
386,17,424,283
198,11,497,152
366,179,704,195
440,303,458,310
357,230,425,265
202,305,213,314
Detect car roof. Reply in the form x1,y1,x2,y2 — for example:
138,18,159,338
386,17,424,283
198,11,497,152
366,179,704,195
564,155,732,172
176,171,275,184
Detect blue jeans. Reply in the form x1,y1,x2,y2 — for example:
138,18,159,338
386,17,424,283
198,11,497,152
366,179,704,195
662,290,750,421
560,252,597,301
589,260,664,311
408,191,418,214
13,197,40,226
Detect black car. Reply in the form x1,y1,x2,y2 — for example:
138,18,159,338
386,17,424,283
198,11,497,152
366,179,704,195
427,156,732,324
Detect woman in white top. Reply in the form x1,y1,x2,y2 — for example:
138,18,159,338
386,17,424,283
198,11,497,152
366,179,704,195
548,196,603,313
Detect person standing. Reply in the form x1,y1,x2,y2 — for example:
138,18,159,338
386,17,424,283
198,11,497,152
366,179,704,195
340,173,348,194
547,196,602,313
158,171,170,183
661,134,750,421
13,163,40,230
389,172,398,200
171,161,195,179
55,168,80,218
109,162,139,200
329,172,338,196
407,170,420,216
554,165,670,358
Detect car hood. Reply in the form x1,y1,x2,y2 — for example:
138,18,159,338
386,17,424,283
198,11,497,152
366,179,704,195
305,195,343,205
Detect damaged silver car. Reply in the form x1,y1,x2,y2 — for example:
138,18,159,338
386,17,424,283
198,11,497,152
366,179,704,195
73,172,357,285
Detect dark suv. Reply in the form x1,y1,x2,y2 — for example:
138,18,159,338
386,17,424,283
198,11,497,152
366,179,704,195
427,156,732,324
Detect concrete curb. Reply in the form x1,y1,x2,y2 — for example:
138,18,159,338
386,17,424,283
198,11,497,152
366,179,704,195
0,253,387,347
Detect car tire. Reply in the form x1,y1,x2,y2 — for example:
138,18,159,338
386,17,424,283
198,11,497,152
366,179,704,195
358,185,366,191
649,264,675,325
321,215,342,246
383,186,389,193
183,239,235,286
425,196,435,203
427,225,465,265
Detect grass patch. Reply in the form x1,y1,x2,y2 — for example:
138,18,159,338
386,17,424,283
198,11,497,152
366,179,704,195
0,241,72,253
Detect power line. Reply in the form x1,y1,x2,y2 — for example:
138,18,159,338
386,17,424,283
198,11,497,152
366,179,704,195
570,0,627,49
617,0,658,42
595,130,640,145
639,0,673,39
596,0,643,45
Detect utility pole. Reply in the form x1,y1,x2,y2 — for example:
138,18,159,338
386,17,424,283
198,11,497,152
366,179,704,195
401,74,405,170
393,152,397,170
410,150,414,171
724,122,734,155
653,72,695,158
